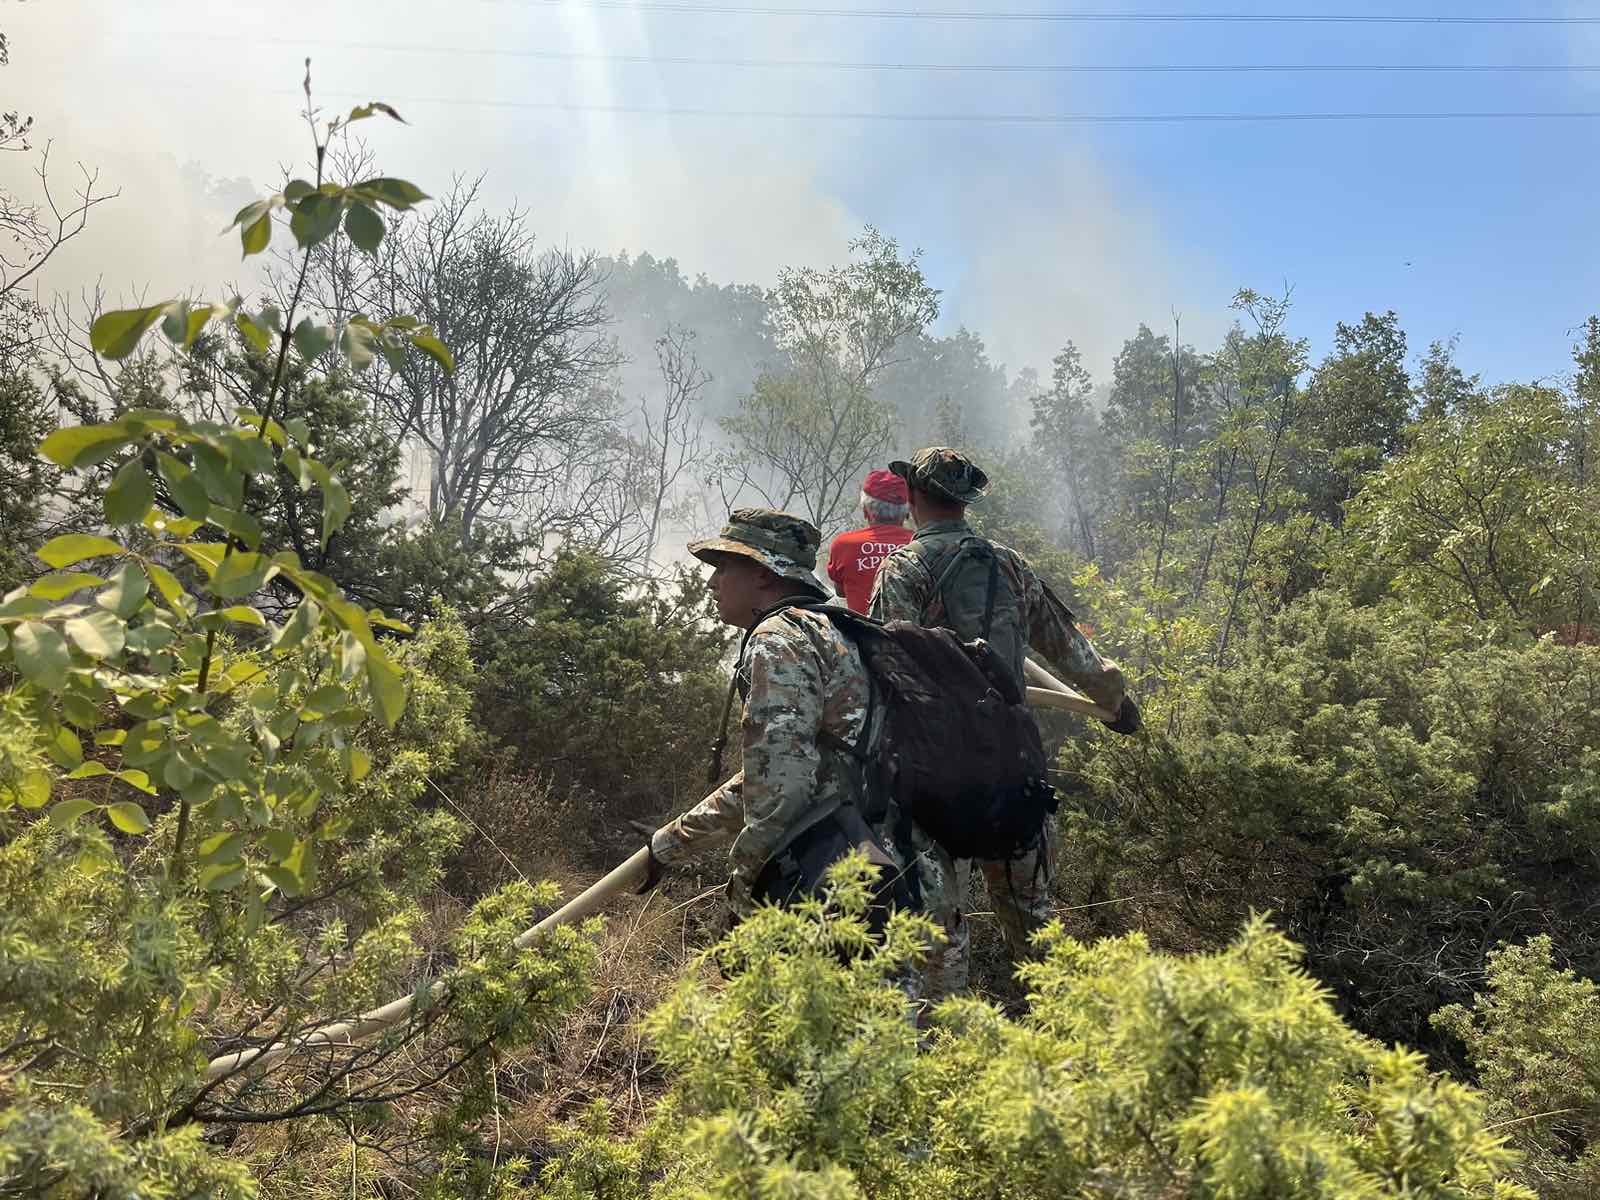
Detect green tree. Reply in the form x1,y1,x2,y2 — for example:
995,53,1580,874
1300,311,1411,521
1030,341,1109,562
717,227,940,533
1414,337,1480,421
1341,383,1599,628
0,91,597,1198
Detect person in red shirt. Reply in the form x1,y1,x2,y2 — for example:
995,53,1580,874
826,469,914,612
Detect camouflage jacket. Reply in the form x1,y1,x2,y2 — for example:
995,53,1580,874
650,605,879,915
868,518,1127,714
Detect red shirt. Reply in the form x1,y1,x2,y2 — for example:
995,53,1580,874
827,523,914,612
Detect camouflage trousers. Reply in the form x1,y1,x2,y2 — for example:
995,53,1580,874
910,820,1058,1000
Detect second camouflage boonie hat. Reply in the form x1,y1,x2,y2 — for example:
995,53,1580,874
688,507,830,597
889,446,991,504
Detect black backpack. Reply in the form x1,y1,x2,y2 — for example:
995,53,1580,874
779,603,1057,865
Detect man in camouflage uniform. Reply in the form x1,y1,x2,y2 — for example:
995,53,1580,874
869,447,1141,996
646,508,904,928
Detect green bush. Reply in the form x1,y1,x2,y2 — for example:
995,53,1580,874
1057,589,1600,1049
468,553,728,856
1433,937,1600,1199
515,867,1529,1199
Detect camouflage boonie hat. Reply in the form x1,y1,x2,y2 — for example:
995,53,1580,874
889,446,990,504
688,507,830,598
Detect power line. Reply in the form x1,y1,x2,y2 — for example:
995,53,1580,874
183,35,1600,73
319,91,1600,123
516,0,1600,24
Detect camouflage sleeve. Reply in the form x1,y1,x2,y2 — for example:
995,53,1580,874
725,618,828,905
1023,569,1128,715
650,772,745,864
868,549,929,623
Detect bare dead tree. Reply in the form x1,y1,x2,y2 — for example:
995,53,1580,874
638,325,709,568
291,175,624,545
1,144,118,349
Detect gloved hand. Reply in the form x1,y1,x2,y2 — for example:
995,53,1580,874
723,871,754,918
635,843,664,895
1103,695,1143,736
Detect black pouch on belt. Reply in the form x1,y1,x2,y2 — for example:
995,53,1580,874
751,805,912,945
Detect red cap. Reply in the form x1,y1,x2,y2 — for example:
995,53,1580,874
862,468,908,503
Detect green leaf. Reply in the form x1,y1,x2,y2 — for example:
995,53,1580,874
29,572,105,600
122,408,181,432
283,179,314,201
36,533,123,569
348,747,371,782
234,408,286,447
106,801,152,834
321,477,351,550
206,505,263,550
282,836,318,891
190,442,245,508
366,647,406,728
146,562,187,610
241,211,271,256
94,729,126,746
60,691,101,728
161,302,221,349
169,301,225,349
292,317,334,364
104,457,156,526
289,191,345,250
91,302,174,360
38,423,136,468
347,101,406,124
411,330,455,374
115,768,156,794
350,176,428,210
126,621,176,654
49,726,83,768
157,453,212,520
65,762,111,779
235,311,272,353
209,552,271,600
217,605,265,627
199,863,248,892
301,685,348,718
174,542,229,577
12,621,69,689
344,201,385,255
226,433,276,477
14,768,51,809
272,598,320,653
97,562,150,619
64,609,126,658
198,831,246,862
338,321,377,370
228,196,271,230
49,798,98,829
283,417,310,448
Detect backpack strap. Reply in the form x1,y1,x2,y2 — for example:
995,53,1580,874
718,598,881,768
921,535,1001,639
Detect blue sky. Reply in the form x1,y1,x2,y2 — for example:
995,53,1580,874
5,0,1598,390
